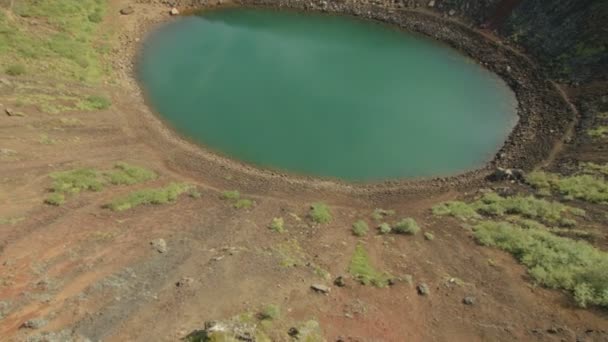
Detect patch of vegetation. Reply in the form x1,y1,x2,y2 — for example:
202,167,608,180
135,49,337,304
352,220,369,237
45,193,65,206
234,198,254,210
371,208,395,221
258,304,280,321
581,162,608,177
0,0,110,82
78,95,111,110
5,64,25,76
432,201,481,220
434,192,584,226
221,190,241,200
309,202,332,224
39,134,57,145
220,190,254,209
268,217,285,233
50,168,104,194
105,162,157,185
107,183,191,211
424,232,435,241
188,188,202,199
272,240,329,279
474,221,608,308
0,217,25,225
349,243,392,287
393,218,420,235
526,171,608,205
588,126,608,139
378,223,391,234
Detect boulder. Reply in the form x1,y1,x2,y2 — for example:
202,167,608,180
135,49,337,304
119,7,134,15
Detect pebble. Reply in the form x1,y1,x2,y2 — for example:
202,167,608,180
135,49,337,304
417,283,430,296
311,284,330,294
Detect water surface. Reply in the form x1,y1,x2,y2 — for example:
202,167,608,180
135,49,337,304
138,8,517,181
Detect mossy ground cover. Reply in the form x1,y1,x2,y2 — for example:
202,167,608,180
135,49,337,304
107,183,191,211
349,243,392,287
526,167,608,204
1,0,111,83
474,221,608,308
46,163,157,205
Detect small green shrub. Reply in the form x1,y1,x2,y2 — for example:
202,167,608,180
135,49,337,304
107,183,190,211
45,193,65,206
349,243,392,287
526,171,608,204
393,218,420,235
188,188,202,199
259,304,280,320
269,217,285,233
352,220,369,237
80,95,111,110
105,162,157,185
6,64,26,76
424,232,435,241
221,190,240,200
234,198,254,210
50,168,104,194
588,126,608,139
372,208,395,221
309,202,331,224
378,223,391,234
474,221,608,308
432,201,480,220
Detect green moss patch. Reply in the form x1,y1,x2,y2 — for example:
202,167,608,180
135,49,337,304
107,183,191,211
474,221,608,308
349,243,392,287
105,162,157,185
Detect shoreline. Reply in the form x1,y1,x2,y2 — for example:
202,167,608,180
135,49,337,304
113,0,574,197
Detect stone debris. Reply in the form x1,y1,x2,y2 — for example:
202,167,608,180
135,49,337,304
21,318,48,329
170,7,179,16
311,284,331,294
463,296,476,305
417,283,430,296
150,238,167,253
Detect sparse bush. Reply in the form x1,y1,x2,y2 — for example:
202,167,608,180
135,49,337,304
6,64,25,76
45,193,65,206
581,162,608,177
378,223,391,234
393,218,420,235
188,188,202,199
269,217,285,233
234,198,254,209
259,304,280,320
432,201,480,220
424,232,435,241
349,243,392,287
107,183,190,211
309,202,331,224
80,95,111,110
221,190,240,200
372,208,395,221
352,220,369,237
50,168,104,194
474,221,608,308
105,162,157,185
526,171,608,204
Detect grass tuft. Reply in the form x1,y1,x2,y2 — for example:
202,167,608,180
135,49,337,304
105,162,157,185
371,208,395,221
79,95,111,110
5,64,25,76
221,190,240,200
526,171,608,204
50,168,104,194
309,202,332,224
107,183,190,211
45,193,65,206
352,220,369,237
258,304,280,321
378,223,391,234
432,201,481,220
393,218,420,235
269,217,285,233
349,243,392,287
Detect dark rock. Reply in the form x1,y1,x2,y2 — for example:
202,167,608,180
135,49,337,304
119,7,134,15
288,327,299,337
334,276,347,287
417,283,430,296
547,327,559,334
488,167,525,182
21,319,48,329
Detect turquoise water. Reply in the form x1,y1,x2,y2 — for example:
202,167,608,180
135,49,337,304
138,9,517,181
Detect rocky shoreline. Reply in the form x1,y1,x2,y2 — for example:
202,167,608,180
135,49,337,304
116,0,575,196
